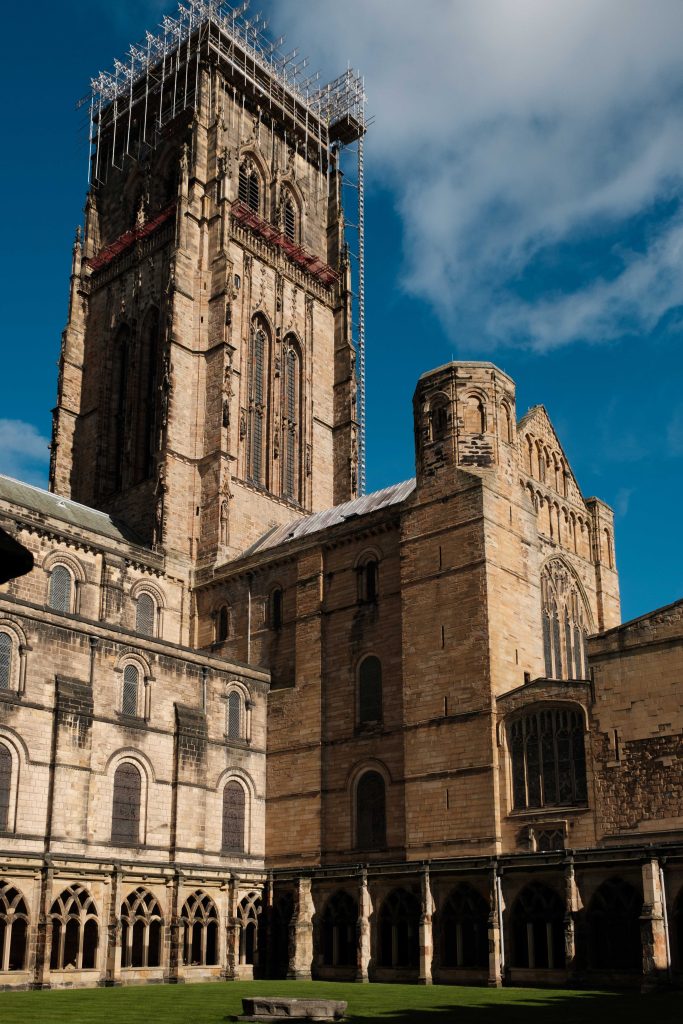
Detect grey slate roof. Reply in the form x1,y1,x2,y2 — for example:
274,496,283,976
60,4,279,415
243,478,416,557
0,475,137,545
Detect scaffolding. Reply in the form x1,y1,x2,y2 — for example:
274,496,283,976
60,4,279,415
81,1,368,491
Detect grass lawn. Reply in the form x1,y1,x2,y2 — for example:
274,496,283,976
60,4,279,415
0,980,680,1024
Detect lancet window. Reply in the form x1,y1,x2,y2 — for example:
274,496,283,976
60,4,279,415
281,338,301,502
246,321,270,487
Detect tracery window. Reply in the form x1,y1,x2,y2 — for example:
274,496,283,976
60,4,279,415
238,159,261,213
0,633,12,691
511,883,564,969
135,593,156,637
358,656,382,725
222,780,246,852
0,880,28,972
509,707,587,810
282,338,301,502
321,890,358,967
440,883,489,969
111,762,142,846
49,885,99,970
541,560,590,679
0,745,11,832
120,888,163,969
378,889,420,968
355,770,386,850
247,320,270,487
122,664,141,718
238,892,261,966
49,565,73,614
180,891,219,966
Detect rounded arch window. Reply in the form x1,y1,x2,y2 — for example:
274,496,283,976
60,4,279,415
0,743,12,833
111,762,142,846
355,769,386,851
135,592,156,637
222,779,246,852
357,556,379,604
227,690,243,740
464,394,486,434
122,664,141,718
501,402,513,444
49,564,73,614
358,656,382,725
0,632,13,691
430,396,449,441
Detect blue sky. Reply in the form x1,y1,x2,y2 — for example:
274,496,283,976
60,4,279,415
1,0,682,622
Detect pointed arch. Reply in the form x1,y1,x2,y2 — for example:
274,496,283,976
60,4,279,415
0,880,29,972
541,558,594,679
49,885,99,971
237,891,262,966
440,883,489,969
281,334,302,502
321,890,358,968
511,882,565,969
120,887,163,969
378,889,420,968
180,890,219,967
133,305,161,484
246,316,271,488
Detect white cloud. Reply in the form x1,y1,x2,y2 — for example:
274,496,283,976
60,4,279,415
271,0,683,350
0,420,50,488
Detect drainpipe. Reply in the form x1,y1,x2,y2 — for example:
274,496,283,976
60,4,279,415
247,574,252,664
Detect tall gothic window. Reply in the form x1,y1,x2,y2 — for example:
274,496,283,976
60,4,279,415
0,745,11,832
239,160,261,213
111,762,142,845
541,560,590,679
0,880,29,971
358,656,383,725
222,780,246,852
247,321,270,486
509,707,587,810
282,338,301,502
49,565,73,614
49,886,99,970
355,770,386,850
0,633,12,690
180,891,219,966
120,888,163,969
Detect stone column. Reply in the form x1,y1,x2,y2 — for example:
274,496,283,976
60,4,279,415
418,867,433,985
31,864,54,990
102,868,122,986
356,870,371,983
223,877,239,980
164,873,183,984
640,859,669,987
487,865,503,987
563,858,579,979
287,877,314,980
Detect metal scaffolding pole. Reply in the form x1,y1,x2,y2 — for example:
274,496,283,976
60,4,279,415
357,130,366,496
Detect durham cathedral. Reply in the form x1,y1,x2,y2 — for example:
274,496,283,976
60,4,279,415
0,1,682,993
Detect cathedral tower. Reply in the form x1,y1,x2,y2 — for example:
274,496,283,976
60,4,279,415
50,4,365,565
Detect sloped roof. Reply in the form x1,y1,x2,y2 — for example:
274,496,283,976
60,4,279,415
0,475,138,545
242,478,416,557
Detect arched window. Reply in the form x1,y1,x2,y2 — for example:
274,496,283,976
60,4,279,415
216,604,230,643
49,885,99,970
282,339,301,502
0,745,11,832
111,762,142,846
133,307,160,484
430,397,449,441
122,664,140,718
238,892,262,966
180,891,219,966
501,403,513,444
238,159,261,213
282,193,297,243
440,884,489,969
222,780,246,852
464,395,486,434
270,587,284,630
227,692,243,741
358,656,382,725
321,890,358,968
511,883,565,969
135,593,156,637
120,888,163,969
587,878,642,971
358,558,379,604
49,565,73,614
0,880,29,972
541,561,591,680
378,889,420,968
247,321,270,486
604,529,614,569
355,770,386,851
509,707,587,810
0,633,12,690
